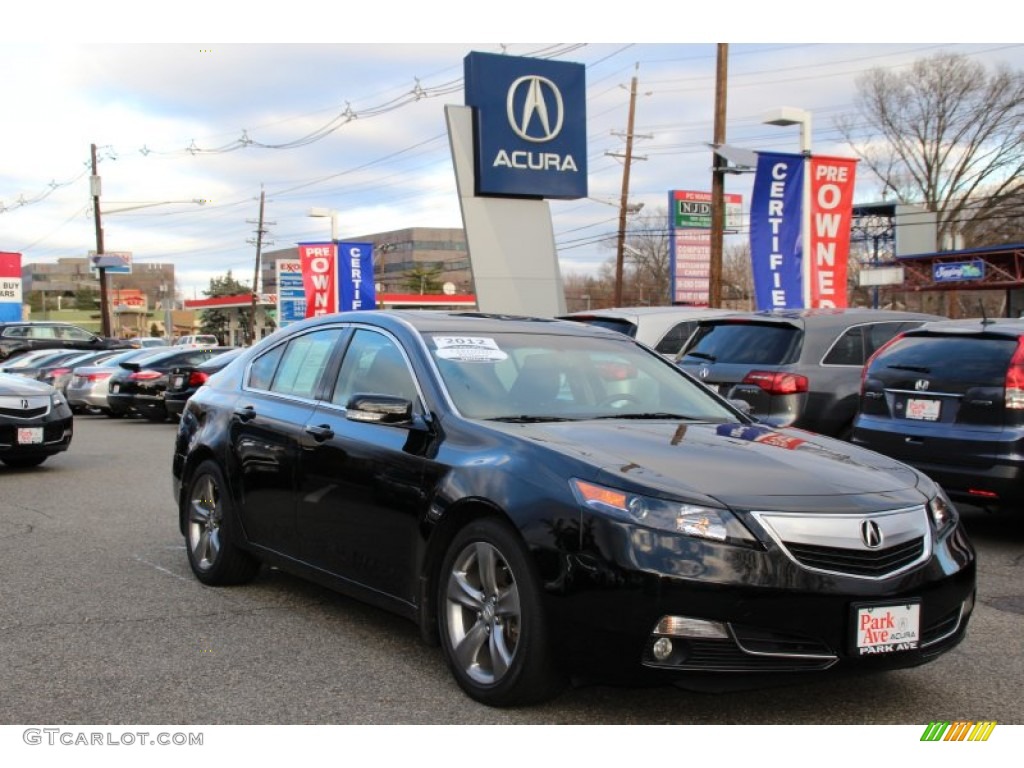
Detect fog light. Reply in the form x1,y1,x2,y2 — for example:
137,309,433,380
652,637,674,661
655,615,729,639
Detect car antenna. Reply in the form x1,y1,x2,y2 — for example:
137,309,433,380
980,299,993,327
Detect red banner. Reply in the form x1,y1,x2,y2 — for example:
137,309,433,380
298,243,337,318
809,156,857,308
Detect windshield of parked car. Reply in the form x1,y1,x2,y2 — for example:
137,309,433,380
427,331,741,421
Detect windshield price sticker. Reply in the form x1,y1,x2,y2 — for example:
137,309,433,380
17,427,43,445
854,603,920,655
435,336,508,363
907,398,940,421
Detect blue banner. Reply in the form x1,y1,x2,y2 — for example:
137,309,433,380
337,242,376,311
750,152,804,310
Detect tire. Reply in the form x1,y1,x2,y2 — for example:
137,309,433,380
437,517,565,706
1,455,47,468
184,460,260,586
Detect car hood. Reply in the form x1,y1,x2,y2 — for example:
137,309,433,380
486,419,926,513
0,373,55,396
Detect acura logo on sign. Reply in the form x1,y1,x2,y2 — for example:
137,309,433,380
507,76,564,142
914,379,930,391
860,520,884,549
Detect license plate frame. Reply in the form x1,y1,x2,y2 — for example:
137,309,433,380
906,397,940,421
851,601,921,656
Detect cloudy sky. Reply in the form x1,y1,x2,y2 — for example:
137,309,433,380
2,5,1019,300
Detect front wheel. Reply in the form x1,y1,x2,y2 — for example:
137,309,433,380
184,460,260,586
437,517,564,707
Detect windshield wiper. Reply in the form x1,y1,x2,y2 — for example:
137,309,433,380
886,364,931,373
487,415,578,423
591,412,698,421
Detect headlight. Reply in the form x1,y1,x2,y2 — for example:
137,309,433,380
570,478,757,546
928,487,958,535
51,392,64,407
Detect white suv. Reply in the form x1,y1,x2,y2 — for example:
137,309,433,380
174,335,219,348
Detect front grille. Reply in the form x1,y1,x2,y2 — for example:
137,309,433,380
0,405,47,418
921,605,964,648
731,625,834,657
786,537,925,577
643,637,836,672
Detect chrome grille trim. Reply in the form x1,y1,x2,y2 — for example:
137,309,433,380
751,505,932,580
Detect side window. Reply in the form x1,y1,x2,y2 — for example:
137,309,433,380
60,326,93,341
332,330,417,406
28,326,57,339
248,345,286,391
864,323,907,358
823,326,865,366
268,328,342,398
655,322,696,356
5,326,29,338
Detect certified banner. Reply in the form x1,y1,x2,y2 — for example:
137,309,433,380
336,242,376,311
749,152,804,310
809,156,857,308
298,243,338,318
0,251,22,322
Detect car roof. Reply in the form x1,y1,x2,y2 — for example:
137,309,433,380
904,317,1024,337
284,310,631,340
556,306,740,344
696,308,945,331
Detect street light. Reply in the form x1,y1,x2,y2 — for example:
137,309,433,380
763,107,812,308
308,207,339,242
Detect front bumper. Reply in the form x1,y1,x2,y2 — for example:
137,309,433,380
545,513,975,686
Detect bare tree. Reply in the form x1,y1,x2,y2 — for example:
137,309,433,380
837,52,1024,249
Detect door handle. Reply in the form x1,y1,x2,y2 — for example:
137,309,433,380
234,405,257,422
305,424,334,442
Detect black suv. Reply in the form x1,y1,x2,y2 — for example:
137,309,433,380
0,321,129,362
677,309,944,439
853,317,1024,508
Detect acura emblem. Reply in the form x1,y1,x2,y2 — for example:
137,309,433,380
21,399,29,410
698,366,710,379
860,520,884,549
914,379,930,391
507,76,564,143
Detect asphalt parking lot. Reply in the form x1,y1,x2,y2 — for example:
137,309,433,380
1,413,1022,725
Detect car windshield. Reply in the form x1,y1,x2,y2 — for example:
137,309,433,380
427,331,739,421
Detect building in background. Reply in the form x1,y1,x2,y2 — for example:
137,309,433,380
261,227,472,296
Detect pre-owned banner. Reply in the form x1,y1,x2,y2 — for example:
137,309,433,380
0,251,22,322
299,243,338,318
749,152,804,310
809,155,857,308
336,242,376,311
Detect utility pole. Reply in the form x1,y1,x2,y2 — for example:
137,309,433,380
709,44,729,308
90,143,112,338
248,187,273,345
610,64,648,307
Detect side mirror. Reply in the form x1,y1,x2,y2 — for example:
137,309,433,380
345,394,413,424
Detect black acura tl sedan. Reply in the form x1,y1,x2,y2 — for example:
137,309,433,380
172,311,976,706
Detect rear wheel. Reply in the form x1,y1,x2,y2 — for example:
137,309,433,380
437,517,564,706
184,460,259,585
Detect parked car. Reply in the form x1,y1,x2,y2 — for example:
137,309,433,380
174,335,219,348
35,349,132,398
126,337,169,349
0,372,73,468
164,347,246,420
108,346,235,421
854,316,1024,509
558,306,739,358
0,321,129,361
0,348,84,375
172,310,975,706
676,309,945,439
65,348,171,416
